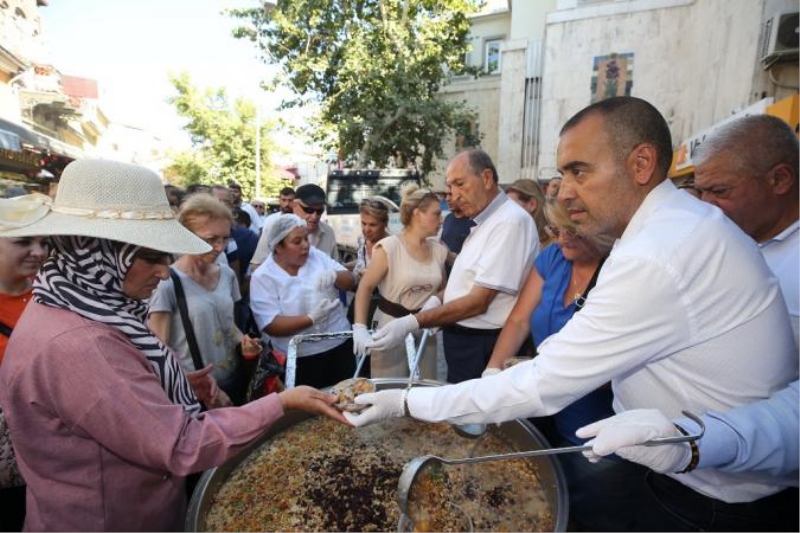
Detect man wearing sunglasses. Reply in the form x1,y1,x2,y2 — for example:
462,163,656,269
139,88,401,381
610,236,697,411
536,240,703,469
250,184,340,271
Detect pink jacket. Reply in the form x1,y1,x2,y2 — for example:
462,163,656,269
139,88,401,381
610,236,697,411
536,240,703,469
0,302,284,531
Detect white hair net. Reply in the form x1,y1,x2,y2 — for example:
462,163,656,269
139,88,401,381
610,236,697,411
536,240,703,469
268,213,308,251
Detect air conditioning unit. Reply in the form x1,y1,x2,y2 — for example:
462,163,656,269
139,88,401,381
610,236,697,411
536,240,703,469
760,10,799,66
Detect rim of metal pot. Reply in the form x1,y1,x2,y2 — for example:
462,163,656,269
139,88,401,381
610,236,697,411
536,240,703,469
185,378,569,532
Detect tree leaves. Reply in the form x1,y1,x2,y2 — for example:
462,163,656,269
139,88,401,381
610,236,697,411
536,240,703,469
164,71,292,199
227,0,482,177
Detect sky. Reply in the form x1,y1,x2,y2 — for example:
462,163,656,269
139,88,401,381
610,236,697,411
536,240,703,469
39,0,284,150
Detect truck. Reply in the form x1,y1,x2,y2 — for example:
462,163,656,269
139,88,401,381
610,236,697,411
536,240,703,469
324,168,422,263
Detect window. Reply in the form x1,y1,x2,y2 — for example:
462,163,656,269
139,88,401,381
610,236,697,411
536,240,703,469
485,39,502,74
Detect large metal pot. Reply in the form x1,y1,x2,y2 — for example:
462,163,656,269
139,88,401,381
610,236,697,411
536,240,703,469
186,378,569,531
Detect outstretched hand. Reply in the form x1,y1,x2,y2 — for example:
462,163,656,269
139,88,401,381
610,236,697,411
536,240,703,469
342,389,405,427
278,385,349,424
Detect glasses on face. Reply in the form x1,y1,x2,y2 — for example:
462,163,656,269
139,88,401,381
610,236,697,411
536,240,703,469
199,235,230,248
300,205,325,215
545,225,577,239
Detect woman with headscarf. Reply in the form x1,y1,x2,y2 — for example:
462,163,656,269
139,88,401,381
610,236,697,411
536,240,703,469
0,160,346,531
249,214,357,389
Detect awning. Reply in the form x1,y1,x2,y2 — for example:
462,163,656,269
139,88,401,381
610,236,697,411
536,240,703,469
0,117,83,159
0,129,21,151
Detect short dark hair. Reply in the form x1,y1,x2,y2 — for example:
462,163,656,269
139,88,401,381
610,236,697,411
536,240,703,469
464,149,499,184
232,207,251,226
279,186,295,196
227,181,242,191
561,96,673,178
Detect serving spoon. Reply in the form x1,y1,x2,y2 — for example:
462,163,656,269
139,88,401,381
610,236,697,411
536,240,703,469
398,410,706,518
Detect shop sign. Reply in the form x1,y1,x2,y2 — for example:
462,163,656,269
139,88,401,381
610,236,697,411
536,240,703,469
672,98,775,174
0,148,40,170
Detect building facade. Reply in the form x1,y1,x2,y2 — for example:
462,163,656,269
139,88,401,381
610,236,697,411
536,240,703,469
429,0,798,190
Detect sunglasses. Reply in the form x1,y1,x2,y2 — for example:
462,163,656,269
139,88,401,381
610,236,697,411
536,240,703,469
300,205,325,215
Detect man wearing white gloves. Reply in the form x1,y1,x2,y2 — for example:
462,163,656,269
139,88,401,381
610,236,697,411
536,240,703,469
346,97,798,531
366,149,538,383
576,381,799,530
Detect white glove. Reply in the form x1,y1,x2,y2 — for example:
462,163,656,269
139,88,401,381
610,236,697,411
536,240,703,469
315,270,337,294
307,298,340,325
352,323,372,357
420,295,442,312
366,314,419,352
481,367,501,378
575,409,692,473
419,296,442,335
343,389,405,427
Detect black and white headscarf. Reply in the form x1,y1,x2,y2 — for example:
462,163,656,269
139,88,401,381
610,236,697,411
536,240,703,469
33,235,201,417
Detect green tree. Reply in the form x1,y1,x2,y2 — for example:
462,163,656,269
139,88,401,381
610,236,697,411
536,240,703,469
227,0,482,177
164,71,292,199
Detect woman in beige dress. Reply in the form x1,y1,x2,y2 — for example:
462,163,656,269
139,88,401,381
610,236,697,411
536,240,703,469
352,185,447,379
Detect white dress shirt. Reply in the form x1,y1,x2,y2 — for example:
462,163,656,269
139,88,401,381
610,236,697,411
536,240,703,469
409,180,798,503
759,220,799,346
444,192,538,328
675,380,798,486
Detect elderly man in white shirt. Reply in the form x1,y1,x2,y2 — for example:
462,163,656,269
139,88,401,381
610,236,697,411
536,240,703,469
347,97,798,532
366,149,538,383
693,113,799,346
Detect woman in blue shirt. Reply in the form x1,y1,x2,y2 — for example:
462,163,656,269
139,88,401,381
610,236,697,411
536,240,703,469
484,199,645,531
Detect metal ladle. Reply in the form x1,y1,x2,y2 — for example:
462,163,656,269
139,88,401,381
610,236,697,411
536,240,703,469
398,410,706,517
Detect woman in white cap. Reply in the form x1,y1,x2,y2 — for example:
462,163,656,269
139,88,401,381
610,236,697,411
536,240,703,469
0,159,347,532
249,214,357,388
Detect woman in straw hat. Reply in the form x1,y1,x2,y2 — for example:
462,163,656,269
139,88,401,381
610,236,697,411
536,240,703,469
0,159,346,531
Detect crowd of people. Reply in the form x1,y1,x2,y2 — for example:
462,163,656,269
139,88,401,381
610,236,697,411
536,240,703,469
0,95,796,532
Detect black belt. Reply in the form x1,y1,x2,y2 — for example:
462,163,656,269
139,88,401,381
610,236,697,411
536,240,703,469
377,294,420,318
446,323,502,336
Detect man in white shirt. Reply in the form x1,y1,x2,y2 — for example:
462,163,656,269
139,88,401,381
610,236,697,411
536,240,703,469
228,182,263,236
366,149,538,382
693,114,799,345
348,97,798,531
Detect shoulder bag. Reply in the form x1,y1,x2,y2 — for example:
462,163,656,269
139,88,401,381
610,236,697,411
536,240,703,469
170,268,205,371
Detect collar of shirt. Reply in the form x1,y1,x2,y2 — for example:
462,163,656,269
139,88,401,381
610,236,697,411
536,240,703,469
472,190,508,227
619,179,675,242
759,219,799,248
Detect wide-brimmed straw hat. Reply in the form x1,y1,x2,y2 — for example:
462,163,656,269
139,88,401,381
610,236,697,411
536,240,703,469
0,159,211,255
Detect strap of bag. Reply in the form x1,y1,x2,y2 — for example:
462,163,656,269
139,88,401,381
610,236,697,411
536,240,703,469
0,321,13,338
170,268,205,371
574,255,608,310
